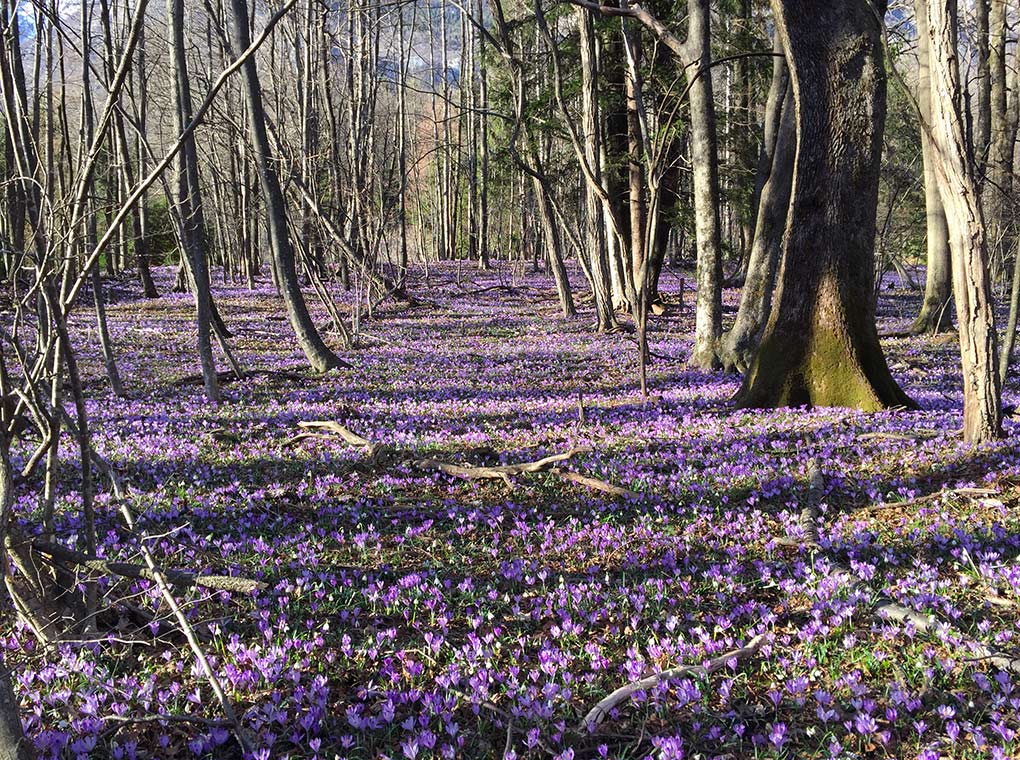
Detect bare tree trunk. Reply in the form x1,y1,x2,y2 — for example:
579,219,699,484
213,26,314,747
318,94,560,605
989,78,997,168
578,7,617,331
80,2,125,397
911,0,953,335
100,0,157,298
0,343,31,759
476,0,490,271
721,83,794,372
748,32,789,255
984,0,1010,262
927,0,1003,443
735,0,914,411
999,236,1020,385
0,428,31,760
973,0,990,173
167,0,221,403
227,0,344,372
685,0,724,370
396,0,410,282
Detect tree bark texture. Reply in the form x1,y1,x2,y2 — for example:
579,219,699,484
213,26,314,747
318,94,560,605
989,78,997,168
736,0,914,411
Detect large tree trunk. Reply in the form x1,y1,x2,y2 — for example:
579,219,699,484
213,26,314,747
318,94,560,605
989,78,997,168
910,0,953,335
927,0,1003,443
735,0,914,411
721,82,795,372
685,0,724,370
228,0,345,372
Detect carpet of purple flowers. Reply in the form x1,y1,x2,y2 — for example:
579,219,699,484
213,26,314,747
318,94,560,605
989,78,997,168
7,263,1020,759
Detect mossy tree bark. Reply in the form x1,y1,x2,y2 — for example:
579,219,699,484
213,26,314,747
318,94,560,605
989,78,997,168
927,0,1003,444
735,0,915,411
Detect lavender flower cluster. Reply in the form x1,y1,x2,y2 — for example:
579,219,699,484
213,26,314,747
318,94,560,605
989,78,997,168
6,265,1020,759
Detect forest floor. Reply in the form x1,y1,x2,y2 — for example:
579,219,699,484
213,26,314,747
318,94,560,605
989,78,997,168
7,263,1020,760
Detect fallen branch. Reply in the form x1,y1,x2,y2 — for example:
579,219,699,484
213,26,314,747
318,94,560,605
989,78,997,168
290,421,638,496
549,467,640,499
413,448,590,488
292,420,374,448
580,633,767,729
31,540,265,594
